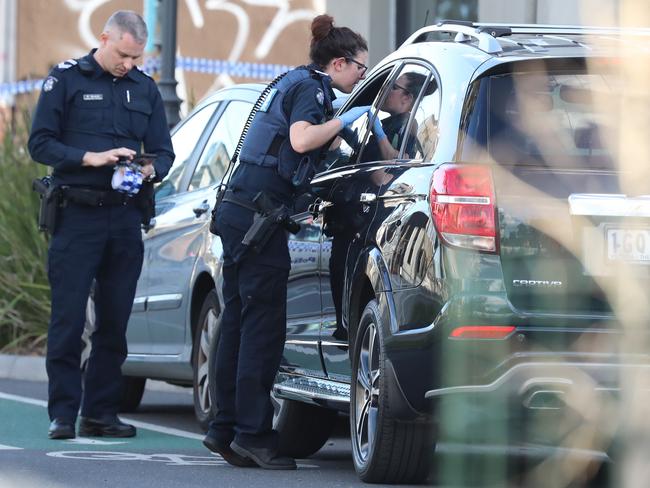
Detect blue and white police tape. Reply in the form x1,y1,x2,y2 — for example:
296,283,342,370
1,57,293,97
111,164,143,196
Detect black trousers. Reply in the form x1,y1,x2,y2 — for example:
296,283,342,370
209,201,289,450
46,202,143,421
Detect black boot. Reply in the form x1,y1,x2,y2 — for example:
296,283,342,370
78,415,136,437
203,431,257,467
48,418,75,439
230,441,296,470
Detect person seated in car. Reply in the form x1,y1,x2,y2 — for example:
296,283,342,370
363,72,434,162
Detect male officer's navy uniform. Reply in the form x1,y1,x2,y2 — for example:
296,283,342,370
28,50,174,425
209,65,334,451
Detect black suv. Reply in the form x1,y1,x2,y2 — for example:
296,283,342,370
206,23,649,484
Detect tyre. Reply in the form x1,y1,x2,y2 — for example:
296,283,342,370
350,299,432,484
193,290,219,432
272,392,338,458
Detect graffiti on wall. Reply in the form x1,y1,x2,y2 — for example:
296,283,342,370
64,0,321,61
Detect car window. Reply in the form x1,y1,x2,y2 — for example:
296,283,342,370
188,100,253,192
459,68,618,169
362,64,436,163
155,102,220,199
320,69,392,171
401,73,440,161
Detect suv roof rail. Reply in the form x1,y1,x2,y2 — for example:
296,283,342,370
401,22,650,55
401,22,504,54
475,22,650,36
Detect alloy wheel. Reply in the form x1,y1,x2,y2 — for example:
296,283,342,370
354,322,380,463
197,306,218,415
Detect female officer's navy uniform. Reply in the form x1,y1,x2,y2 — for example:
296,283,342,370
28,49,174,433
209,64,334,453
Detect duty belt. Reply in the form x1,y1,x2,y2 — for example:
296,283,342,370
222,190,259,212
61,186,134,207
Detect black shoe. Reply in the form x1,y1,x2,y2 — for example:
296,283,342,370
230,441,296,470
203,432,256,468
48,418,75,439
78,415,136,438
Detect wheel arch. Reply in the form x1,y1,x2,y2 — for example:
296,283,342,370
346,246,397,348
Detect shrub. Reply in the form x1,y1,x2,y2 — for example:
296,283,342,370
0,113,50,352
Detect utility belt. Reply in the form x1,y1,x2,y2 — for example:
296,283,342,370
211,189,300,253
32,177,153,234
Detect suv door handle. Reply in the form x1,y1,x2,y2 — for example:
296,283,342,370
193,200,210,218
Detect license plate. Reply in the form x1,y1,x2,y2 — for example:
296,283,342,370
607,228,650,262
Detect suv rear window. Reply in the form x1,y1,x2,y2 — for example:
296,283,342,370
459,64,619,169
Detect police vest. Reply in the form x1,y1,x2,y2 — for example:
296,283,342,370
239,67,334,185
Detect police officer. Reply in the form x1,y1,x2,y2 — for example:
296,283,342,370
28,10,174,440
202,14,369,470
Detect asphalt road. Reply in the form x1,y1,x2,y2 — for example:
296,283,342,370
0,378,613,488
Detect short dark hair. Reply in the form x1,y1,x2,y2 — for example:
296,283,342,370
104,10,148,44
309,14,368,68
403,72,437,98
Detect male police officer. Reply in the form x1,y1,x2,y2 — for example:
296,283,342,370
28,10,174,439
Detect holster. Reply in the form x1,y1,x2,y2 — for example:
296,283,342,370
241,192,300,253
32,176,60,234
135,181,155,230
209,184,227,236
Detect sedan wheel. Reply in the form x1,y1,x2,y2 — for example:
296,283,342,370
193,290,219,432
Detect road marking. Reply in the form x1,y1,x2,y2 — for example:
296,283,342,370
0,443,23,450
46,450,319,468
66,438,128,446
0,391,203,440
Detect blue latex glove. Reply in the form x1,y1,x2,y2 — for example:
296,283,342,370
371,115,387,141
336,105,371,128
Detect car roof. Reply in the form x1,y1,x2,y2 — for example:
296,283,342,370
369,22,650,80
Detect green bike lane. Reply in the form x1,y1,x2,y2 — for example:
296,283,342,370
0,391,218,462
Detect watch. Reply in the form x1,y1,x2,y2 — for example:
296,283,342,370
144,165,156,182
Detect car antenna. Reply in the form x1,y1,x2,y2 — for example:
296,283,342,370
423,9,430,27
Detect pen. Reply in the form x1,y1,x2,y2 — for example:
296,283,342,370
127,90,130,103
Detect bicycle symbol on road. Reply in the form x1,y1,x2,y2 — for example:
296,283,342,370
46,451,319,468
47,451,223,466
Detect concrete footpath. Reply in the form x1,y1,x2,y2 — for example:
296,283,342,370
0,354,189,393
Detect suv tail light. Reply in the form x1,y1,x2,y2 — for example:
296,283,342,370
430,164,497,252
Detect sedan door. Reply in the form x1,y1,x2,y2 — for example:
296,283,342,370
146,98,253,355
126,100,221,355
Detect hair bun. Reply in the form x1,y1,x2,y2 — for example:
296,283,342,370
311,14,334,42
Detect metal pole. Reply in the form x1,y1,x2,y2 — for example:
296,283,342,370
158,0,181,128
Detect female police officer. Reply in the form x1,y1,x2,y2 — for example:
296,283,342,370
203,14,369,470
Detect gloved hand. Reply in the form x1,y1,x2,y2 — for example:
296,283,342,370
371,115,387,141
336,105,371,128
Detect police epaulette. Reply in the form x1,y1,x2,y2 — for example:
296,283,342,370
135,65,152,78
56,58,78,70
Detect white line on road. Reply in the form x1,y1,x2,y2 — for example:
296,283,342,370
0,391,203,440
0,443,23,450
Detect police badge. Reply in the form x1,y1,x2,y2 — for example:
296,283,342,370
315,88,324,106
43,76,58,92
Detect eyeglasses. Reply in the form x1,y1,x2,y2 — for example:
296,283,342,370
346,57,368,74
392,83,412,96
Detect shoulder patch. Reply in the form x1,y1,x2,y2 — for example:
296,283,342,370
42,76,58,92
56,58,78,71
315,88,324,106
